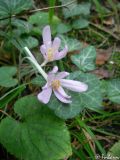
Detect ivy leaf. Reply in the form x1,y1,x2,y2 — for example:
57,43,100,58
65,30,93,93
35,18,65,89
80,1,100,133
108,140,120,158
72,18,89,29
59,35,82,52
59,0,91,18
107,79,120,104
73,72,102,109
0,0,34,18
0,96,72,160
12,19,33,34
0,66,18,87
48,72,102,119
31,76,46,87
28,11,60,35
21,36,39,49
57,23,72,34
71,46,96,72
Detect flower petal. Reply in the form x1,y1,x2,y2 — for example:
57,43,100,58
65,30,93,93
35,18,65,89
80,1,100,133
60,79,88,92
40,44,47,59
53,89,72,104
42,83,49,89
57,86,71,98
54,45,68,60
37,87,52,104
52,37,61,52
49,66,58,74
42,25,52,48
47,73,55,84
56,72,69,79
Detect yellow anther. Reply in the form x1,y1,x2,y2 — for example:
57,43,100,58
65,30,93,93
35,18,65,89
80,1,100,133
51,80,61,90
47,48,54,61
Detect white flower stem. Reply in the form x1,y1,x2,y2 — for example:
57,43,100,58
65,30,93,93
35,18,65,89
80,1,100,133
24,47,47,81
24,47,36,61
41,60,47,67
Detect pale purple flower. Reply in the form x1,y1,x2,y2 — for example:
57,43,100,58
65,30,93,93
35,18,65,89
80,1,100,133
40,25,68,63
37,66,88,104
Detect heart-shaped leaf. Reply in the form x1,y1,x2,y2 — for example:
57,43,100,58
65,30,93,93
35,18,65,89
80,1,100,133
59,35,82,52
12,19,33,34
48,72,102,119
59,0,91,18
71,46,96,72
107,79,120,104
57,23,72,34
108,140,120,158
21,36,39,49
29,11,60,25
72,18,89,29
0,0,34,19
0,66,18,87
31,76,46,87
0,96,72,160
28,11,60,35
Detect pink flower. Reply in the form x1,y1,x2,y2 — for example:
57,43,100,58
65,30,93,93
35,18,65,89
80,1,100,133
40,25,68,63
37,66,88,104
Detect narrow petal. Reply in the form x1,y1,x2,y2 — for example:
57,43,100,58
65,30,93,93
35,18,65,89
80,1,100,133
56,72,69,79
47,66,58,84
54,45,68,60
42,83,49,89
37,87,52,104
60,79,88,92
47,73,55,84
49,66,58,74
52,37,61,52
57,86,71,98
40,44,47,59
53,89,72,104
42,25,52,48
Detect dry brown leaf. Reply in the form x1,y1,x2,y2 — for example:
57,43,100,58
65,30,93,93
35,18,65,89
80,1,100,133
91,68,113,78
103,17,115,26
96,48,112,65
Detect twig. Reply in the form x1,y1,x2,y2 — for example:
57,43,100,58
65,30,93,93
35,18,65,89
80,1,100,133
0,109,11,118
0,0,75,21
90,22,120,40
30,0,75,13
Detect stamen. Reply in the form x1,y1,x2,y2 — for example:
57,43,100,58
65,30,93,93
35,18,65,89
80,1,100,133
51,80,61,90
47,48,54,61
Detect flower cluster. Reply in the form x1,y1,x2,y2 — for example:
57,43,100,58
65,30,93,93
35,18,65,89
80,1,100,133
24,25,88,104
40,26,68,64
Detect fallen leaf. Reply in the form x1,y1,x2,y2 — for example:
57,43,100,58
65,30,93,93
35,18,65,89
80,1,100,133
91,68,113,78
96,48,112,65
103,17,115,26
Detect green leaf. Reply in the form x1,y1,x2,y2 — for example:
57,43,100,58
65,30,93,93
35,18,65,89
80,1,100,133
59,0,91,18
72,18,89,29
0,85,25,108
73,73,102,109
12,19,33,34
29,11,60,26
107,79,120,104
71,46,96,72
29,12,49,25
0,0,34,18
57,23,72,34
48,72,102,119
108,140,120,158
21,36,39,49
59,35,82,52
0,66,18,87
0,96,72,160
100,80,108,96
31,76,46,87
29,11,60,35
